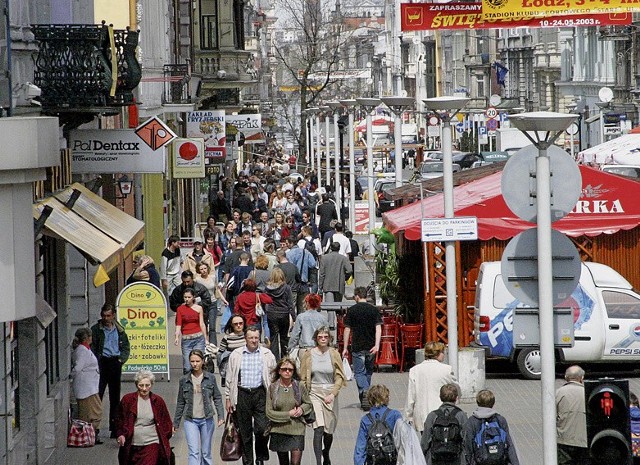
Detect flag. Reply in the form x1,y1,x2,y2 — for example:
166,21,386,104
493,62,509,87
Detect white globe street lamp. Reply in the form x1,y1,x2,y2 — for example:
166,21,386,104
340,99,357,232
381,96,414,188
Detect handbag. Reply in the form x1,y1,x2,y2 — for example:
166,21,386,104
67,417,96,447
255,293,265,317
220,414,243,461
342,357,353,381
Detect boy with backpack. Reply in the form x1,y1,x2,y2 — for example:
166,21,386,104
421,383,468,465
354,384,402,465
463,389,519,465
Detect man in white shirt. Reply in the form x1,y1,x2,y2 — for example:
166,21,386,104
323,222,351,257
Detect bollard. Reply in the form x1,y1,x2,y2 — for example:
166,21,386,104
458,347,486,403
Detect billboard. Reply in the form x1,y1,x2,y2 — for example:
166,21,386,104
401,2,632,30
481,0,640,20
226,114,264,144
186,110,226,159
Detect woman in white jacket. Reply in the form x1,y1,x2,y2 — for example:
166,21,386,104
405,341,456,433
71,327,103,442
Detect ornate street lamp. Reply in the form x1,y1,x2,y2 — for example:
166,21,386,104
319,106,332,189
328,101,344,220
340,99,357,232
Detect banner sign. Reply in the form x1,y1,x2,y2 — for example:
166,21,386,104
69,129,167,173
401,2,632,30
116,282,170,378
226,114,264,144
173,138,205,178
187,110,226,158
354,201,370,235
481,0,640,20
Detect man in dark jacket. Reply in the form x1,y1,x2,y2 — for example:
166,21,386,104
463,389,520,465
210,189,231,222
91,303,130,437
169,270,213,323
315,194,338,237
421,383,468,465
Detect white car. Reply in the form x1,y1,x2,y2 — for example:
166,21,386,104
419,161,461,180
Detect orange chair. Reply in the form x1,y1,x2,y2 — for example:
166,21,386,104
375,321,400,370
399,323,424,372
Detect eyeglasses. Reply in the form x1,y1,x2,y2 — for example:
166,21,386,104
279,367,294,372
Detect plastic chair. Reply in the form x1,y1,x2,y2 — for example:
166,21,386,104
399,323,424,372
375,322,400,370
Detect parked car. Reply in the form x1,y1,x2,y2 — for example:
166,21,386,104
452,152,481,169
419,161,461,180
374,178,397,216
601,165,640,179
480,151,510,163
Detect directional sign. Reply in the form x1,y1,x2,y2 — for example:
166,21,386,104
456,122,464,134
485,107,498,119
421,216,478,242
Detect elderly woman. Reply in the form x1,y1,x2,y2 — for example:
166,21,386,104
173,349,225,465
116,370,173,465
299,326,347,465
71,327,103,443
266,357,314,465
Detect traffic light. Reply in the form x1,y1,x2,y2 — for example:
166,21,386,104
584,378,632,465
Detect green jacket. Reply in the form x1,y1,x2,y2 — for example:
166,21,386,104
90,320,131,364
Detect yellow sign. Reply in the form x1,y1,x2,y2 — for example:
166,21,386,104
482,0,640,20
116,282,170,376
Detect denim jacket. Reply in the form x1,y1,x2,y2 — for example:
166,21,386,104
173,371,224,427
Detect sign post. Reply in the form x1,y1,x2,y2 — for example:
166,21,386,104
116,282,170,380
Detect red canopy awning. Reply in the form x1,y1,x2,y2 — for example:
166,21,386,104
383,165,640,241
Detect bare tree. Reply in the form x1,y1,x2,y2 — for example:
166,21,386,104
271,0,351,164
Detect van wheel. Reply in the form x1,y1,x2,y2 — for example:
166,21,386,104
516,348,541,380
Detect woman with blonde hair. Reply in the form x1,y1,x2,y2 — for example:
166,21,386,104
265,267,295,359
252,254,271,292
299,326,346,465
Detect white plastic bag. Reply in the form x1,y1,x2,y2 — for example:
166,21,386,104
342,357,353,381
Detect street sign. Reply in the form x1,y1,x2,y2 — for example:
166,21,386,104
500,228,581,307
421,216,478,242
455,122,464,133
487,118,498,131
486,107,498,119
499,112,509,123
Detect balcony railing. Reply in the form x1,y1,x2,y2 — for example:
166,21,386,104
32,23,141,112
194,49,258,83
162,64,191,104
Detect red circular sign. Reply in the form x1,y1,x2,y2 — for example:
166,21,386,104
179,142,198,160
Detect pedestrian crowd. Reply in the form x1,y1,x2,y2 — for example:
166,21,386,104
69,166,532,465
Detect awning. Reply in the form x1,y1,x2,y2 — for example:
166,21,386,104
578,134,640,165
383,165,640,241
33,182,145,287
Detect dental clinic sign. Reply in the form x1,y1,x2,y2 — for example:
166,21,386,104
70,128,173,174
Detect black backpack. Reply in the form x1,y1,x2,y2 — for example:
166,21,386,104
303,238,319,260
365,409,397,465
473,416,508,465
430,405,463,463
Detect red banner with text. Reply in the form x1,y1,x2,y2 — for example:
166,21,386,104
401,2,632,31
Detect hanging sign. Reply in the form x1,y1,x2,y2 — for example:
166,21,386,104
481,0,640,20
401,2,632,30
187,110,226,158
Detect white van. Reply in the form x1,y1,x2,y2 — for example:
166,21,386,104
473,261,640,379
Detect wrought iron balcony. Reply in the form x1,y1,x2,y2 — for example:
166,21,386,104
32,23,142,113
162,64,193,105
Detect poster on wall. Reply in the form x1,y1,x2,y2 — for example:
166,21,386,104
187,110,226,159
226,114,264,144
116,282,170,380
173,138,205,178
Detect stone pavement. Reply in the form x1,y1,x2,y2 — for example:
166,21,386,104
61,248,640,465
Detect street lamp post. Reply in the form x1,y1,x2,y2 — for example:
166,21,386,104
312,109,322,181
304,109,314,172
329,101,343,221
422,96,469,379
340,99,357,232
382,97,414,188
356,97,381,253
320,106,332,190
595,100,610,145
566,102,578,160
509,111,578,465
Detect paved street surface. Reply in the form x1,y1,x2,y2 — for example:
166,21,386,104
62,249,640,465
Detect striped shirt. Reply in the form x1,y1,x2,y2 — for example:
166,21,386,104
240,346,264,388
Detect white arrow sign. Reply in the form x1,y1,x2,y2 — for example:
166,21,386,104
421,217,478,242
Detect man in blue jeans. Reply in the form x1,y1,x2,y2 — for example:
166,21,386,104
342,286,382,411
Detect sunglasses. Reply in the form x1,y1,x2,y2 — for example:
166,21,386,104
279,367,294,372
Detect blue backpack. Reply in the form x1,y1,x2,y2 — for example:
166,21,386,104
473,416,508,465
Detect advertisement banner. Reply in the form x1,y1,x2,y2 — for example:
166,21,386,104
226,114,264,144
481,0,640,20
186,110,226,158
401,2,632,30
172,138,206,178
116,283,170,378
69,129,167,173
354,201,370,235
